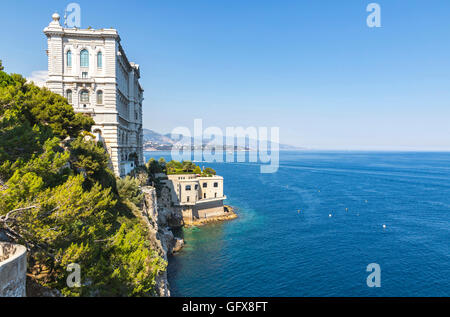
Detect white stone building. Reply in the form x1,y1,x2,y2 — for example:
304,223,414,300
44,13,144,176
162,174,228,223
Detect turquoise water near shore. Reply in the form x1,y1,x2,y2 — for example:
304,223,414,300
145,151,450,297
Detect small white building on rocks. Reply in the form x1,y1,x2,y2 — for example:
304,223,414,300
162,174,228,223
44,13,144,176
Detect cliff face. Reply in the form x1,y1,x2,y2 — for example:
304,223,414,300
141,186,184,297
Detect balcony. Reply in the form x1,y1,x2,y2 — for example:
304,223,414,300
73,76,95,84
74,104,95,114
196,195,227,204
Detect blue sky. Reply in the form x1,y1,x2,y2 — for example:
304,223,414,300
1,0,450,150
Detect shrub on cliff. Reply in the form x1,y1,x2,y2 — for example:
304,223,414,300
109,222,166,296
117,176,144,207
69,134,117,191
163,159,217,176
0,71,93,140
202,167,217,176
147,158,164,174
193,166,202,174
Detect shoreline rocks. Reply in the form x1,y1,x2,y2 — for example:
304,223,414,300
183,205,238,228
173,238,185,253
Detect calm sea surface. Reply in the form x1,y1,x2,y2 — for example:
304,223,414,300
144,151,450,297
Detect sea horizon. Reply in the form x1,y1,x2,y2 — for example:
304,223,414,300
147,149,450,153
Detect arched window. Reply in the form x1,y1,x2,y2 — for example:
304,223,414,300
97,91,103,104
66,90,72,103
80,49,89,68
80,90,89,103
67,51,72,67
93,129,102,141
97,51,103,68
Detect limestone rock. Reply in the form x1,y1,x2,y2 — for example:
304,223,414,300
140,186,184,297
173,238,185,253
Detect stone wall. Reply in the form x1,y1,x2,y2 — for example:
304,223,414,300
182,200,226,224
0,242,27,297
195,200,226,219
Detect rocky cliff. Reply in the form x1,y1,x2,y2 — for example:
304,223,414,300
140,186,184,297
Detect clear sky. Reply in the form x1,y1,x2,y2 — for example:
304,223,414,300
1,0,450,150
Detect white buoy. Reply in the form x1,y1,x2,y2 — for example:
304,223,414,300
383,224,387,229
329,214,332,218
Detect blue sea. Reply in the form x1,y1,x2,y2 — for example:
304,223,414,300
144,151,450,297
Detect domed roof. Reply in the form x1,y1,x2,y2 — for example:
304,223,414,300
47,12,62,28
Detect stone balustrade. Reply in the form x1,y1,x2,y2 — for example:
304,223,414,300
0,242,27,297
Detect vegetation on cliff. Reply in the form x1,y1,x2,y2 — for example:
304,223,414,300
147,158,216,176
0,62,166,297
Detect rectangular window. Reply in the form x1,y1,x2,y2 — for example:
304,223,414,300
204,193,206,199
187,196,190,202
97,91,103,104
203,183,207,188
97,52,103,68
80,91,89,103
82,72,88,79
214,182,218,188
185,185,191,191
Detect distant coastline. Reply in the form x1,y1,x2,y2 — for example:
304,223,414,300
143,128,304,152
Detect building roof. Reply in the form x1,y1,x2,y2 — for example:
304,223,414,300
167,174,224,181
43,12,143,89
43,13,119,39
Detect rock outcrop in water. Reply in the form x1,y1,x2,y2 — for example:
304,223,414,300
140,186,184,297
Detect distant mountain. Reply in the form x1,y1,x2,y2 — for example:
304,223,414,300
143,129,176,145
142,129,304,151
